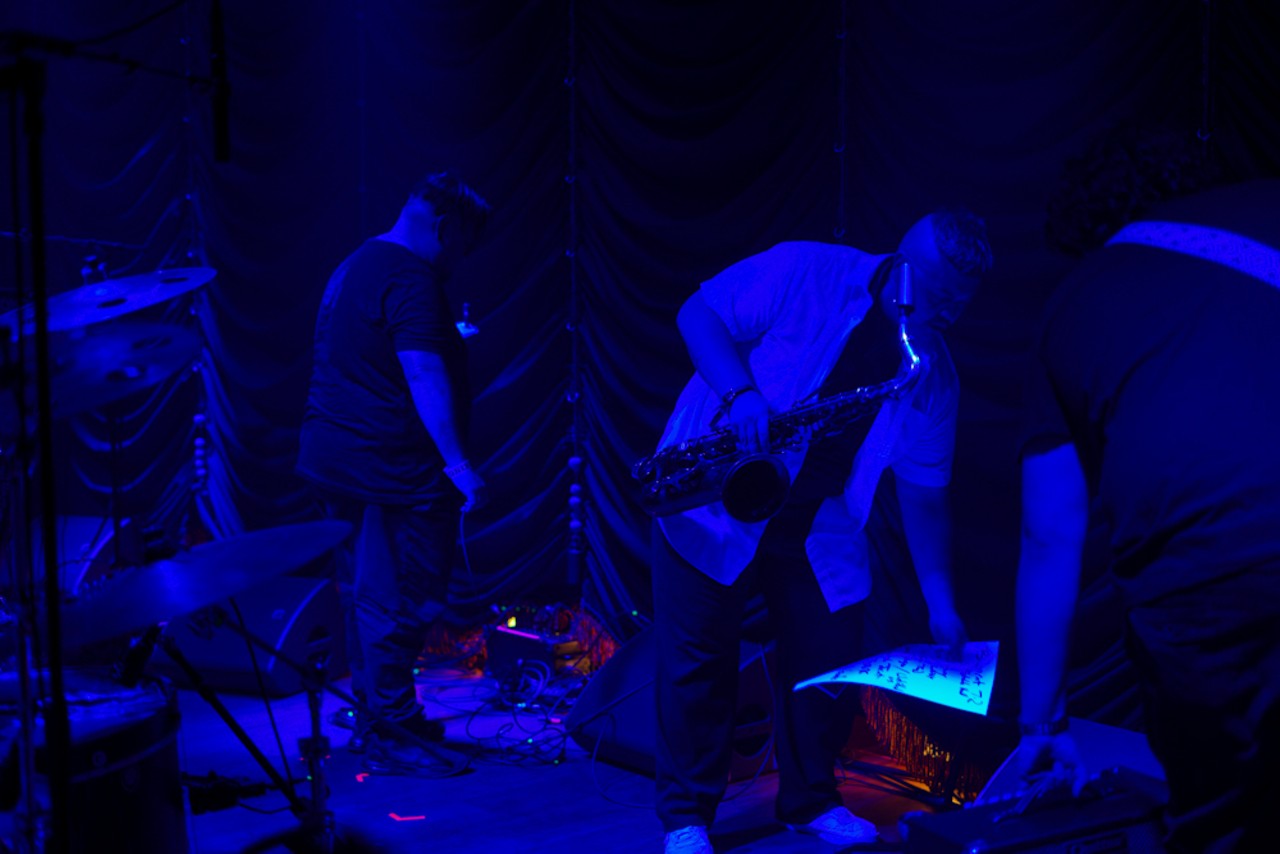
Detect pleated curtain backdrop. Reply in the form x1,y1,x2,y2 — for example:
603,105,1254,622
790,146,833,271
3,0,1278,724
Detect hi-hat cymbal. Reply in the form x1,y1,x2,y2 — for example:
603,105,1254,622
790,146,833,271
1,267,216,336
60,521,353,649
48,322,202,416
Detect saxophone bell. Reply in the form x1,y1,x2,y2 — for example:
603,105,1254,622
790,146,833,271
720,453,790,522
638,448,791,523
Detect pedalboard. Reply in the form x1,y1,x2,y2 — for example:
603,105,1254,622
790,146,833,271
485,625,584,680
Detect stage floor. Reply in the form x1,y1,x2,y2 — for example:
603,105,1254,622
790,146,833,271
180,668,937,853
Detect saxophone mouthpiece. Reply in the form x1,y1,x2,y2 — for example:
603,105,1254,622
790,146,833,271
894,259,915,317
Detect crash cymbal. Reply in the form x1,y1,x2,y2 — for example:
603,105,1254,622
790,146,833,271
60,521,353,649
1,267,215,336
48,322,202,416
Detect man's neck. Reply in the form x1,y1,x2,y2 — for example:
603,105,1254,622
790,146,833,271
377,223,439,263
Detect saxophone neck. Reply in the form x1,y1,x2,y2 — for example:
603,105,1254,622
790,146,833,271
892,257,925,382
896,311,923,387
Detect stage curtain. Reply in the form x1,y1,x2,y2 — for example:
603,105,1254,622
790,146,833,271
3,1,1277,725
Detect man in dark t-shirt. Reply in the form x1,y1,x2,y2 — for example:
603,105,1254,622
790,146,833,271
1014,156,1280,849
298,171,490,774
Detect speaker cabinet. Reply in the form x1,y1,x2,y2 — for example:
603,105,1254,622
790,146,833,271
566,626,776,781
154,576,346,698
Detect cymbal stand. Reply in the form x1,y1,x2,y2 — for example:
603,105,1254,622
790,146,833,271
1,54,73,854
216,605,469,765
107,412,126,572
154,632,310,817
209,605,470,851
297,655,336,853
3,25,223,852
1,441,45,852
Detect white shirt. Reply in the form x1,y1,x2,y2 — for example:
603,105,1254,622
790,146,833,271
655,241,958,611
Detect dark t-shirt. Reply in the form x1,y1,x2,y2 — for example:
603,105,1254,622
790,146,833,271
1022,180,1280,605
297,239,469,504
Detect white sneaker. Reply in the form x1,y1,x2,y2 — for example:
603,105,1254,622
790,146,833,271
786,805,879,845
663,825,713,854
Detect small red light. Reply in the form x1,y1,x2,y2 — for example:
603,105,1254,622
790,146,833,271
389,813,426,822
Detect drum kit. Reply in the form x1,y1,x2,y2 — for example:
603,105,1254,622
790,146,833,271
0,269,388,853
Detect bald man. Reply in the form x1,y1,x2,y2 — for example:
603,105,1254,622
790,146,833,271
652,211,993,854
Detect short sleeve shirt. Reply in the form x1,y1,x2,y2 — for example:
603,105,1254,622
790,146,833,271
1020,181,1280,604
298,239,469,504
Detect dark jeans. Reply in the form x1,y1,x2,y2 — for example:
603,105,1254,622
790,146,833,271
320,492,458,726
1126,568,1280,853
652,525,864,832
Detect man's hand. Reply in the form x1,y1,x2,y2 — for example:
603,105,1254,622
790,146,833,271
1011,733,1088,797
446,467,489,513
725,389,770,454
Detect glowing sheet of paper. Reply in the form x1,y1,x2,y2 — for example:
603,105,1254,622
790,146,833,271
793,641,998,716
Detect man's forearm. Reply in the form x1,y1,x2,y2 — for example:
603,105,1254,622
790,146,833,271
677,293,754,397
1016,543,1078,724
409,382,466,466
1016,444,1088,725
399,350,467,466
896,480,957,614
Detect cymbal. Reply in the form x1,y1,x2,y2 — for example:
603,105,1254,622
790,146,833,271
49,322,202,416
1,267,216,336
60,521,353,649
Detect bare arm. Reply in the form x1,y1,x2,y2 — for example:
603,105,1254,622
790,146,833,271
676,292,768,452
398,350,466,465
397,349,486,510
1016,443,1086,724
1012,442,1088,792
897,479,967,650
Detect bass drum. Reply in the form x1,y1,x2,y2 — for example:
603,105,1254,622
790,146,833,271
0,668,188,853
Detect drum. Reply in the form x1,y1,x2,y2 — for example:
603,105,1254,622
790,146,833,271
0,668,188,853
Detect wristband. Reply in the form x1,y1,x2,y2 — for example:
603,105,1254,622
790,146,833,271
710,385,758,429
719,385,757,409
443,459,471,479
1018,716,1068,736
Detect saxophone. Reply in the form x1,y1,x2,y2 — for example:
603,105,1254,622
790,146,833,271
633,308,922,523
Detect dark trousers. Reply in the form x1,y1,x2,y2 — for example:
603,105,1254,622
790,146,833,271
652,525,864,832
320,493,458,725
1126,568,1280,853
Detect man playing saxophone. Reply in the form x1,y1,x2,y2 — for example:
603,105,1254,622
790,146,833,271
653,210,993,854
